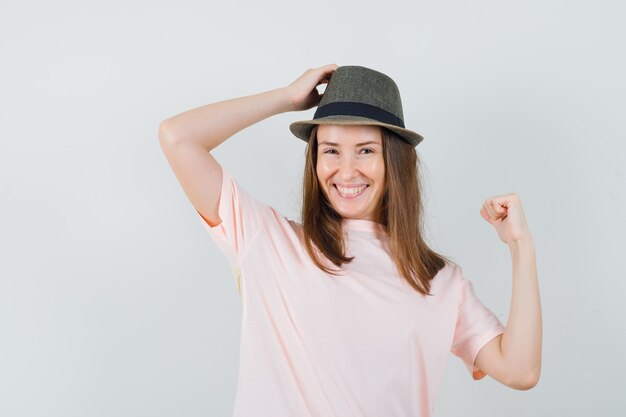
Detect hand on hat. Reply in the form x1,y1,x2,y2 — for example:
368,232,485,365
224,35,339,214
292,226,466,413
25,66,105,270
480,193,533,245
286,64,339,112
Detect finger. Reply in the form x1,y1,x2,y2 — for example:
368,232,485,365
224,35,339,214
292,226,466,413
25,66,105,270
318,64,338,79
312,90,323,106
318,63,338,74
480,207,493,223
490,200,506,217
492,198,511,220
483,201,497,220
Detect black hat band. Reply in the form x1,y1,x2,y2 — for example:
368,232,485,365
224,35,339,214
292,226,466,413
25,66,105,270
313,101,405,128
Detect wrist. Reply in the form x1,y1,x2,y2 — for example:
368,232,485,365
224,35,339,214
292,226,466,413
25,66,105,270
276,86,296,113
508,237,535,254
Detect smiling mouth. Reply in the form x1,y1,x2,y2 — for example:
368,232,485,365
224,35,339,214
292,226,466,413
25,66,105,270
334,184,369,198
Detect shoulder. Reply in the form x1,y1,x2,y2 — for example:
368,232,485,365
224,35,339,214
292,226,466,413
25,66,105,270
417,260,464,300
430,260,463,289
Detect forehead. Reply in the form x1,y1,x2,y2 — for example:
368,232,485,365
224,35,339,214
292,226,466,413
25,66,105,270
317,124,382,146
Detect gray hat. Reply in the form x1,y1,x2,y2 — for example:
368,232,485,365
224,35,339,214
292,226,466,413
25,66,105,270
289,65,424,147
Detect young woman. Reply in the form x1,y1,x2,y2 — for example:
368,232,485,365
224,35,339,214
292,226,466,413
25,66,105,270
158,64,542,417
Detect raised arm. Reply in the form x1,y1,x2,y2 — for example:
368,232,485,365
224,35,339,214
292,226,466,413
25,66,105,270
158,64,338,226
474,193,542,390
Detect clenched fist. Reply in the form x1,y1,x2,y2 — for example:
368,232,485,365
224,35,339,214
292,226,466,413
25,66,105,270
480,193,533,244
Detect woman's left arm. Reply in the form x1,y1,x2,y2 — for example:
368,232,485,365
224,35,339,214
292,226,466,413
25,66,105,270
475,193,542,389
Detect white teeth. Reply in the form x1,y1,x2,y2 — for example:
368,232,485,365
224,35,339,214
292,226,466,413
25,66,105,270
336,185,367,197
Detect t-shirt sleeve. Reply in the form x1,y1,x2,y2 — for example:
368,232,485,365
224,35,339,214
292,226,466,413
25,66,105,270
195,166,273,273
450,267,506,381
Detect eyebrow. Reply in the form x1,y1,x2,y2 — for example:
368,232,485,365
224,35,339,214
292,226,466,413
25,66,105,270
318,141,381,147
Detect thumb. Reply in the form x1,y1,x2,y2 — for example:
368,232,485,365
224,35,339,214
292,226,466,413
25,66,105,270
480,207,492,223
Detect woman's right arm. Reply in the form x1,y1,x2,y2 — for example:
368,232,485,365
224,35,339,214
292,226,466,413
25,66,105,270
158,64,338,227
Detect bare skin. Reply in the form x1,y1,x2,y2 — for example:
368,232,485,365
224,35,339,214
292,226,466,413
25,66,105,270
474,194,542,389
316,124,385,221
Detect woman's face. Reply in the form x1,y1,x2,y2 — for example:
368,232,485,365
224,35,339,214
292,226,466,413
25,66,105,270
316,124,385,222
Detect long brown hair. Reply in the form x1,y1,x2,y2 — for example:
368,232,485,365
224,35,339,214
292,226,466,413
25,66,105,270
300,124,452,296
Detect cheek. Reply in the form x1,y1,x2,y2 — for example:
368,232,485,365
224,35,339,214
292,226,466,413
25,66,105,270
316,160,332,179
370,158,385,182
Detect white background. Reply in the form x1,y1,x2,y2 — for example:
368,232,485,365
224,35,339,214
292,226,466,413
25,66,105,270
1,0,625,416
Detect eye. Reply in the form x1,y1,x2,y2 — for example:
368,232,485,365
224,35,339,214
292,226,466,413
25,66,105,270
360,148,374,154
323,149,338,154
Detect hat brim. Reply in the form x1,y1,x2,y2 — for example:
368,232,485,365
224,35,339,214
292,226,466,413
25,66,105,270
289,115,424,147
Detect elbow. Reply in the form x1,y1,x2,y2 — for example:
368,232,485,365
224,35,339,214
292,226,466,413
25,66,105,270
511,369,541,390
158,119,180,144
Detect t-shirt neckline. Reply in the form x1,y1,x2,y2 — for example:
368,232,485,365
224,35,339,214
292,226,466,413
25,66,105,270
342,218,386,236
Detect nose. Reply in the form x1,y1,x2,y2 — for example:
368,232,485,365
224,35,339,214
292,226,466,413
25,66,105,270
338,153,359,179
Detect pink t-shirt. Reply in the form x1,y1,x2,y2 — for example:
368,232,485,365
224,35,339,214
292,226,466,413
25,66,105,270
196,167,506,417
